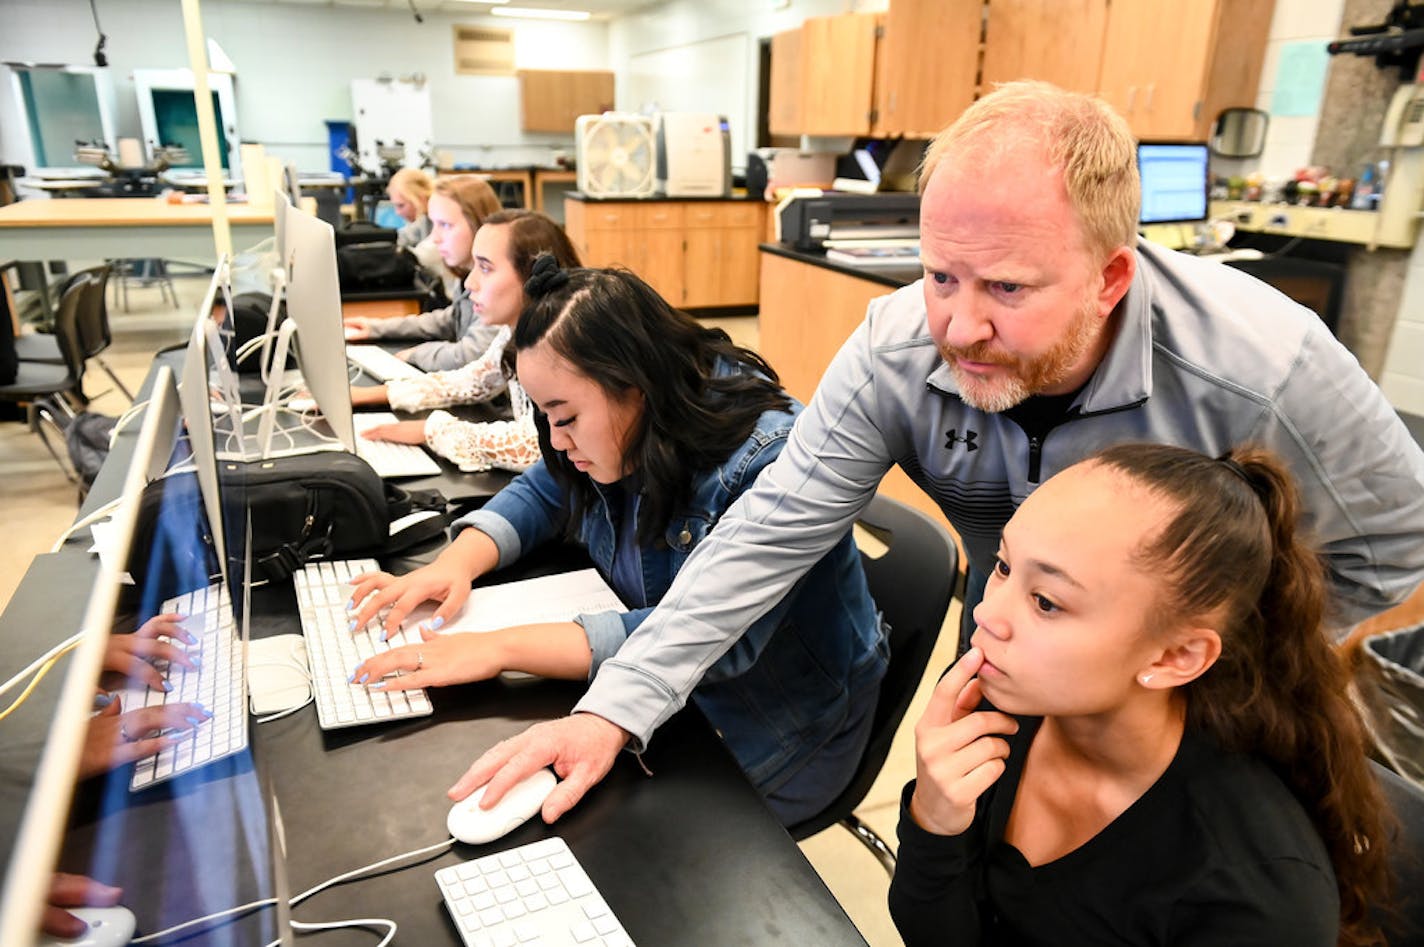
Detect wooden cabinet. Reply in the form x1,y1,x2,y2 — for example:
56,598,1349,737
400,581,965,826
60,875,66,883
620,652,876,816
769,14,879,138
872,0,980,138
564,199,765,308
980,0,1108,96
1097,0,1274,140
518,70,614,133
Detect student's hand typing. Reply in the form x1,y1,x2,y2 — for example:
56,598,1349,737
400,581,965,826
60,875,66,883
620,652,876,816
909,647,1019,836
450,713,629,824
80,697,210,779
101,613,197,691
348,559,476,638
43,873,123,938
342,317,372,341
360,419,426,444
350,624,500,691
349,384,390,408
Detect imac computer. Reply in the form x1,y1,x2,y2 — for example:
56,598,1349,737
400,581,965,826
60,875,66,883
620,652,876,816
1136,141,1210,226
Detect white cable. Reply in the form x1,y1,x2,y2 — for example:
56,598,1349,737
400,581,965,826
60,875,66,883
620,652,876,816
0,633,84,699
290,837,456,906
127,897,279,944
127,837,454,944
254,695,313,724
50,497,125,553
110,398,152,441
286,916,396,946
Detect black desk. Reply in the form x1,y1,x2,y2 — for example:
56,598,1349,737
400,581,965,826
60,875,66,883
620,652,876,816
2,359,867,946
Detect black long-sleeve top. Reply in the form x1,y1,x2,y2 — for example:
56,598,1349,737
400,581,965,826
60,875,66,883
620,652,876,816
888,717,1339,946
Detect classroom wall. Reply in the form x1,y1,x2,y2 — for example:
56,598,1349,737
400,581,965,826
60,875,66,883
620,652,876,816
0,0,610,175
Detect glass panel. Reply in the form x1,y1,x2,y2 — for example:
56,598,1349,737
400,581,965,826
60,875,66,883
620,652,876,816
151,89,229,169
17,69,106,167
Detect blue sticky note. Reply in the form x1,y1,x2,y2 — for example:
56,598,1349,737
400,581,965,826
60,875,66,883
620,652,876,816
1270,41,1330,117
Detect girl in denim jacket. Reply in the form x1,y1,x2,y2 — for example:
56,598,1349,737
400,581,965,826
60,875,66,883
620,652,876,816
347,258,888,824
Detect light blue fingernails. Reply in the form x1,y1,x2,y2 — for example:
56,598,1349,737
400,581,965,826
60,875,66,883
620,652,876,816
346,598,355,611
430,616,444,631
347,618,358,632
161,680,173,693
368,681,386,691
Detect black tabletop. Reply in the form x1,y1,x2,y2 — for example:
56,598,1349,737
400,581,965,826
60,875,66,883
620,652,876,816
4,355,867,946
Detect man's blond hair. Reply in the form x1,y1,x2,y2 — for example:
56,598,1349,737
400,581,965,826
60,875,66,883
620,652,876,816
919,81,1139,259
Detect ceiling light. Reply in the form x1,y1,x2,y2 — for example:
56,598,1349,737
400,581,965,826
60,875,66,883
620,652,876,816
490,6,591,20
446,0,511,5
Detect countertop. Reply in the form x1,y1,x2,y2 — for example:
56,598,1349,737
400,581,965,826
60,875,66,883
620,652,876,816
567,191,763,204
759,242,921,289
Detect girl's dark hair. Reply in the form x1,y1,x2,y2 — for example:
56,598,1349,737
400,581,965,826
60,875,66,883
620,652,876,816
513,261,791,544
480,209,581,278
1093,442,1390,947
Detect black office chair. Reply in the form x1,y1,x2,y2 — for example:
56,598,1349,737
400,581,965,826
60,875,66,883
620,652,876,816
0,273,91,482
1223,256,1345,337
787,494,960,873
1371,760,1424,946
14,265,131,402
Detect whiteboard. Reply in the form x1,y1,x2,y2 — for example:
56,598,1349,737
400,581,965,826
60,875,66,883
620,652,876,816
351,79,433,170
622,32,752,164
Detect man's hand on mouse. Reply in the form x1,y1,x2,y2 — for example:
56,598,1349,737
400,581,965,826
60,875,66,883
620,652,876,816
450,714,630,823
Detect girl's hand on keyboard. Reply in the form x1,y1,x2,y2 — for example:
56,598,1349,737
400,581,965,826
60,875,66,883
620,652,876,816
348,560,475,639
342,317,372,341
355,625,497,690
134,612,196,645
360,419,426,444
101,626,198,691
80,698,210,779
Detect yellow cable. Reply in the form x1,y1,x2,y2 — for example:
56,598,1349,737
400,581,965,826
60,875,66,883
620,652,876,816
0,640,80,723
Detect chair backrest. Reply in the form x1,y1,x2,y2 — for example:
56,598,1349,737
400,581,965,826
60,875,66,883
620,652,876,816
67,264,113,359
49,275,89,384
1223,256,1345,336
788,494,959,840
1371,759,1424,945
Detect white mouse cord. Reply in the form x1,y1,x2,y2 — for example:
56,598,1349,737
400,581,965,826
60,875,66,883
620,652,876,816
253,694,313,724
0,634,83,699
290,836,457,906
127,837,455,944
50,497,125,552
263,916,396,947
129,897,280,944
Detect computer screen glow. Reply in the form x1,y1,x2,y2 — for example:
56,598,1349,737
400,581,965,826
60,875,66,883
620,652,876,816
1137,142,1210,225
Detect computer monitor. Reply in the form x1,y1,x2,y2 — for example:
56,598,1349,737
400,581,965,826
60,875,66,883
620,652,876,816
0,368,172,943
281,201,355,453
1136,141,1210,225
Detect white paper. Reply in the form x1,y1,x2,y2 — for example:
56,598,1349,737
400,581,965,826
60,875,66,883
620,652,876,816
404,568,626,634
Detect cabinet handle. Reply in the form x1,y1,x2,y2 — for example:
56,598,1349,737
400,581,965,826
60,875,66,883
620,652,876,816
1145,83,1155,113
1126,86,1137,114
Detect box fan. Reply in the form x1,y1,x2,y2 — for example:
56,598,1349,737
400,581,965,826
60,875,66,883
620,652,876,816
575,113,656,198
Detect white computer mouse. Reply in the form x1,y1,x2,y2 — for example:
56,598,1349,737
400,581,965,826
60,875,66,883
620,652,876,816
285,396,318,413
35,905,137,947
447,768,558,845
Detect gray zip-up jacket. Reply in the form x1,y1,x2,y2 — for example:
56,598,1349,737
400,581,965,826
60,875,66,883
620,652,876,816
363,284,502,371
575,240,1424,751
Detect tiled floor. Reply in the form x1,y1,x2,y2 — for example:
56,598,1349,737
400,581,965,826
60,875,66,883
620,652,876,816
2,280,957,947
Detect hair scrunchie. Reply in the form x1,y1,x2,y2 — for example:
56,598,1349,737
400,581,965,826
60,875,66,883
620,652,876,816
524,252,570,298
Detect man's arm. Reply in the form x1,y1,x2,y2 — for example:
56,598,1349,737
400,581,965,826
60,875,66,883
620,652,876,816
1258,328,1424,630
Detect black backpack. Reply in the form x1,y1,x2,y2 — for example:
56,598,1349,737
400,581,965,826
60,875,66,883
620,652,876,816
223,291,293,374
336,242,418,292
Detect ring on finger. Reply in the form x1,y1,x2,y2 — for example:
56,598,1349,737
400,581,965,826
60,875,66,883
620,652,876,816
415,651,425,671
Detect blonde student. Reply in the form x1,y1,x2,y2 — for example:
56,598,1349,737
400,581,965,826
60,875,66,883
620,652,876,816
343,175,502,371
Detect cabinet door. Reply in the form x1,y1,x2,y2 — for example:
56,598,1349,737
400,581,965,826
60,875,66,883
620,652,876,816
635,230,685,305
873,0,979,138
981,0,1108,95
802,14,879,137
684,227,760,308
769,28,804,138
518,70,615,133
1098,0,1217,139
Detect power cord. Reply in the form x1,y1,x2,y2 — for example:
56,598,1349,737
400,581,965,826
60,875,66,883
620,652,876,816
127,836,456,944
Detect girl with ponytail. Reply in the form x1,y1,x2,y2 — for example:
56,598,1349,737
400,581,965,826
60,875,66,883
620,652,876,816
890,442,1391,947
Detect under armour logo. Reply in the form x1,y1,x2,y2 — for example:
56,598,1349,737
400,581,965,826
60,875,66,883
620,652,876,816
945,428,979,452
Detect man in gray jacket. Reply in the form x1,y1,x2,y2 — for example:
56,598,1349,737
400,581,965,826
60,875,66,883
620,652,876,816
452,81,1424,822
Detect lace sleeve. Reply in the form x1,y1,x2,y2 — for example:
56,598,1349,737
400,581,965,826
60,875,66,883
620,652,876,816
387,325,513,413
423,405,540,473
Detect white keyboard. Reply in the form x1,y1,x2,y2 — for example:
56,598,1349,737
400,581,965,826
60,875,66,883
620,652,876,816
435,838,634,947
292,558,433,730
346,344,425,382
353,412,441,478
128,583,248,791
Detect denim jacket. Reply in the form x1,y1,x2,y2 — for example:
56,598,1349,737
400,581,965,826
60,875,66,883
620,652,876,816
456,398,888,796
